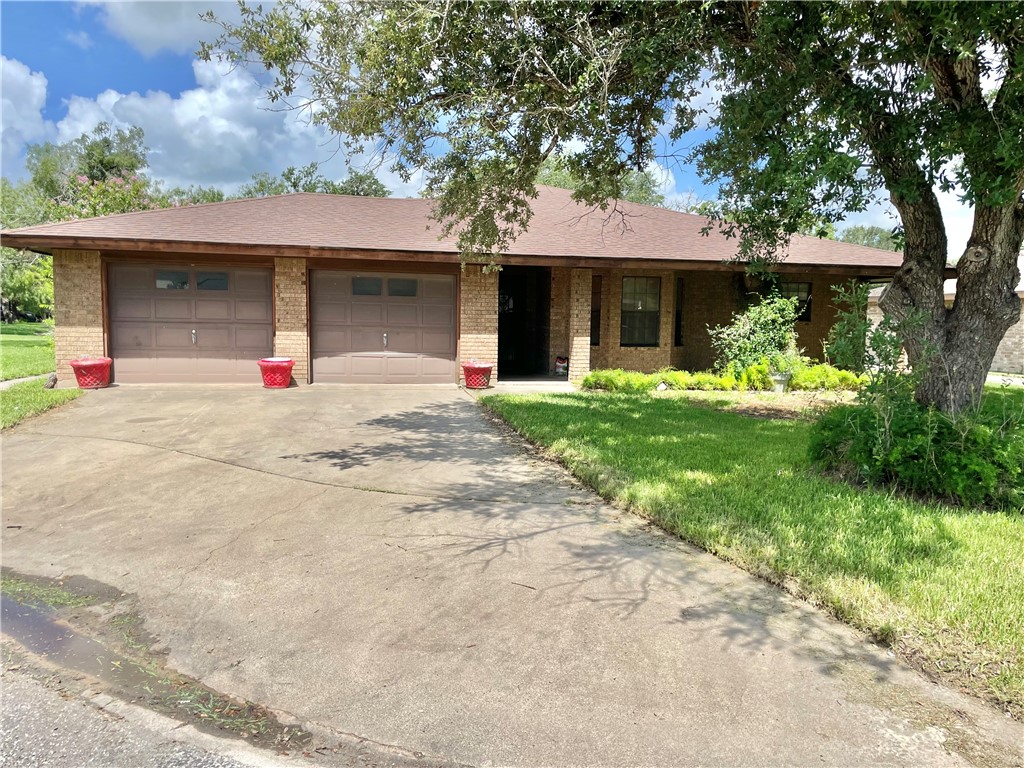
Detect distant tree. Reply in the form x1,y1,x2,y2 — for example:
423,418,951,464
156,184,227,207
536,155,665,206
334,168,389,197
1,179,53,319
26,123,147,201
837,225,901,252
236,163,389,198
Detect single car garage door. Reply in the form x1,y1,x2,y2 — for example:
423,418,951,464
109,264,273,383
312,270,457,383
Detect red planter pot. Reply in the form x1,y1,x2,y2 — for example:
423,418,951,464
258,357,295,388
462,363,493,389
69,357,112,389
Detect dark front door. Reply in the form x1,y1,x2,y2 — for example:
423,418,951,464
498,267,550,376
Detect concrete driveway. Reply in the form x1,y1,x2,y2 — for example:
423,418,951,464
2,386,1021,767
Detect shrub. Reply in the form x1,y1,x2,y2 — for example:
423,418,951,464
809,393,1024,510
790,364,865,392
709,294,800,372
581,369,659,392
738,361,772,391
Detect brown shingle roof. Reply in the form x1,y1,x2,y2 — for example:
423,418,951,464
0,185,903,270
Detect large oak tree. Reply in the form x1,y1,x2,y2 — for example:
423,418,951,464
202,1,1024,413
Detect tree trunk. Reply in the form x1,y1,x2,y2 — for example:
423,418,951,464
880,201,1023,414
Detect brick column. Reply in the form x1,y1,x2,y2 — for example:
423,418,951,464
273,257,309,383
459,265,499,383
568,268,592,382
52,249,103,385
548,267,570,373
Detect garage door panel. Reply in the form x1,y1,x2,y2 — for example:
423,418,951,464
112,267,152,292
112,297,153,321
422,306,454,326
351,303,384,324
109,264,272,383
233,270,271,294
234,299,271,322
154,298,192,320
422,330,455,355
314,273,349,294
423,279,454,300
351,327,385,352
195,299,231,320
154,325,196,349
313,302,348,323
387,305,419,325
387,329,420,353
235,327,273,350
315,329,351,353
350,355,386,377
111,323,155,350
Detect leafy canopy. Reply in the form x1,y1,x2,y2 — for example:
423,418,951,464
201,1,1023,262
236,162,390,198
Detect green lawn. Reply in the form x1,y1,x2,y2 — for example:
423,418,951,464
1,379,81,429
0,322,56,381
482,391,1024,716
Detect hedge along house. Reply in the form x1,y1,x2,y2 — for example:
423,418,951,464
0,186,903,387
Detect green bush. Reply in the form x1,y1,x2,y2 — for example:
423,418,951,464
582,364,864,395
709,294,800,372
809,395,1024,510
738,361,772,391
581,369,660,392
790,364,866,392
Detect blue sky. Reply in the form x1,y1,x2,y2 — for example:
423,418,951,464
0,1,974,254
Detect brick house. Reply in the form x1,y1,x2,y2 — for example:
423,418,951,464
0,186,903,386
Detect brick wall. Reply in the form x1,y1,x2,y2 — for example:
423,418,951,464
589,269,675,371
992,298,1024,374
548,267,570,373
274,257,309,383
586,268,855,374
568,268,592,381
459,265,499,382
52,249,104,384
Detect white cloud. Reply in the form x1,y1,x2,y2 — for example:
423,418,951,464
81,1,238,57
1,57,54,177
65,30,94,50
50,58,418,196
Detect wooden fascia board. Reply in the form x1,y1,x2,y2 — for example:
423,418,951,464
2,234,902,277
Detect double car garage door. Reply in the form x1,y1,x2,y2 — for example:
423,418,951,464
108,264,457,384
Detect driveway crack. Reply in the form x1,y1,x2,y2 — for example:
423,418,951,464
159,488,330,598
18,430,578,507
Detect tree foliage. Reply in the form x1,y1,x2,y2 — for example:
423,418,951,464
837,225,901,252
236,162,389,198
202,0,1024,412
536,155,666,206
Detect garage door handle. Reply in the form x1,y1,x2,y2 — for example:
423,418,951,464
383,332,388,349
191,329,197,345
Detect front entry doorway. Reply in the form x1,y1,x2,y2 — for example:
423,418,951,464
498,266,551,376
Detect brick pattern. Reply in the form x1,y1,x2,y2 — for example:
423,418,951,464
273,257,309,383
588,269,675,371
992,297,1023,374
548,267,570,373
52,249,104,384
568,268,592,381
459,265,499,382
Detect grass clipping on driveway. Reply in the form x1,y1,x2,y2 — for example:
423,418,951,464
482,391,1024,717
1,379,81,429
